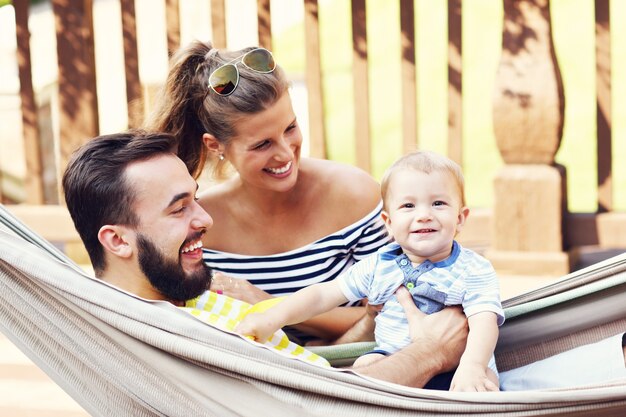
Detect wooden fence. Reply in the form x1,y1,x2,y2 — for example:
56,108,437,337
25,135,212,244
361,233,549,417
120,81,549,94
2,0,626,275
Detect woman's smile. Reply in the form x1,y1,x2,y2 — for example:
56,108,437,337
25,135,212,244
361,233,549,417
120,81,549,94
263,160,293,177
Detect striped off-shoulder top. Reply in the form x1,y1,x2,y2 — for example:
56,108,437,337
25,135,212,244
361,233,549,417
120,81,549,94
202,201,390,305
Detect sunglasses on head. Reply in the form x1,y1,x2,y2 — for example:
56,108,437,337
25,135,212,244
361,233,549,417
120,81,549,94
208,48,276,96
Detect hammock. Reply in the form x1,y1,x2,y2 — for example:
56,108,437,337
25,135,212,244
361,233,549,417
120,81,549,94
1,203,626,416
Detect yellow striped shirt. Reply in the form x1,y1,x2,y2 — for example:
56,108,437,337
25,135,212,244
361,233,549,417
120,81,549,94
184,291,330,367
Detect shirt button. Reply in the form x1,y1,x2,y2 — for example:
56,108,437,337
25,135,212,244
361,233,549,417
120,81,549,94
406,282,415,290
400,259,408,266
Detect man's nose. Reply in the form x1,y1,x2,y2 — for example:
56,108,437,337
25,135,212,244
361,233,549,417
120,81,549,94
192,201,213,229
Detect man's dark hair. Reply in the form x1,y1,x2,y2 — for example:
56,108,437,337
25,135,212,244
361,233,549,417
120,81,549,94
62,131,176,275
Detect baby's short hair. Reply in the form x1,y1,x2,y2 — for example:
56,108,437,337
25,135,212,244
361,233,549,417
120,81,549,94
380,150,466,209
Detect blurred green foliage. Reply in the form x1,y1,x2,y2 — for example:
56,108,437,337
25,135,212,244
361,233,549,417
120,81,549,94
0,0,48,7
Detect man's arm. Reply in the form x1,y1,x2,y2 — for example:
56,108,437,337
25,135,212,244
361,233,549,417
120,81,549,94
353,286,468,387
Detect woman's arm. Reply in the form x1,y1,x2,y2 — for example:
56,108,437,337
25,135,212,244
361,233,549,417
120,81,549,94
290,306,366,341
211,272,271,303
212,272,366,341
236,280,349,342
326,302,380,345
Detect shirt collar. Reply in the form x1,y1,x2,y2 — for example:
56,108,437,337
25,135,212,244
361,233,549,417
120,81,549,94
379,240,460,266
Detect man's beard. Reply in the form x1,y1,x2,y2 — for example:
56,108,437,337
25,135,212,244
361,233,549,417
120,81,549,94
136,233,212,302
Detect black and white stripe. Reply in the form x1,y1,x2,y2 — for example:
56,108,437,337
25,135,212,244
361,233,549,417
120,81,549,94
203,202,390,300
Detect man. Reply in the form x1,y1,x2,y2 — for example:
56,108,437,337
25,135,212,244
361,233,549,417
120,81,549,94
62,130,468,388
62,131,213,305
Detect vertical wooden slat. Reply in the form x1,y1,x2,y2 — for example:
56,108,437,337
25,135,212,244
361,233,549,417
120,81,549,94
257,0,272,49
303,0,326,159
447,0,462,166
595,0,612,212
351,0,371,173
400,0,417,154
210,0,227,48
165,0,180,56
14,0,45,204
120,0,143,128
51,0,99,178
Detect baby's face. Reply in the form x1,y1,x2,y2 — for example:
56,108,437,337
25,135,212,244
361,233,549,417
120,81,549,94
381,169,468,265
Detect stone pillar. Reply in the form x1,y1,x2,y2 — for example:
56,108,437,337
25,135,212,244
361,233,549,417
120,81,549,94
486,0,574,276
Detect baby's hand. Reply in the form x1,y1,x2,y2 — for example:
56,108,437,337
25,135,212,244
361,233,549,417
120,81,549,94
235,313,278,343
450,362,499,392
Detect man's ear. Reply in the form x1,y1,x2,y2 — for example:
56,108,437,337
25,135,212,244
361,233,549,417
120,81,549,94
202,133,223,158
98,225,133,259
456,206,470,234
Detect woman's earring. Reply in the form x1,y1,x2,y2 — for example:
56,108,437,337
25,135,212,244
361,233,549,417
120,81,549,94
218,153,225,161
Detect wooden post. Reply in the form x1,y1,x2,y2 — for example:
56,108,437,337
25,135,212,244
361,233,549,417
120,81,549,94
120,0,143,128
351,0,371,173
210,0,227,48
51,0,99,180
257,0,272,49
303,0,326,159
595,0,612,212
400,0,417,154
447,0,462,166
165,0,180,56
487,0,572,276
14,0,45,204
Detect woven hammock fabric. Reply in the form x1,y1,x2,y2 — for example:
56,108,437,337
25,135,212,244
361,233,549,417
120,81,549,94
2,204,626,416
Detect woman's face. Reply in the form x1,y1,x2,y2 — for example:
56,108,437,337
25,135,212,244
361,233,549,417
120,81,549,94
225,92,303,192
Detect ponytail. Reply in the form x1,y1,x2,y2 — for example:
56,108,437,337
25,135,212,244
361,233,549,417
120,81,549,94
144,40,211,178
145,40,291,180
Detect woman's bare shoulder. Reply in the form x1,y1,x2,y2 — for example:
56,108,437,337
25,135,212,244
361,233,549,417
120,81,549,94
198,176,237,200
302,158,382,215
304,157,376,182
196,180,238,224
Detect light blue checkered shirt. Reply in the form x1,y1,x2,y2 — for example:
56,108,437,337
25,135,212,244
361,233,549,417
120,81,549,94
338,240,504,372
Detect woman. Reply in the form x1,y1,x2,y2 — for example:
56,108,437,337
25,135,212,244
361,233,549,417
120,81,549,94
146,40,389,341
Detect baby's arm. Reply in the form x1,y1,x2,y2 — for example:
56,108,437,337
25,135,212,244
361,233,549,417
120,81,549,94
450,311,499,392
235,279,349,342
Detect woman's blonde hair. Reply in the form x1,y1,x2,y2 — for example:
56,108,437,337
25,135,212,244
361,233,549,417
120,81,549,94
145,40,290,179
380,150,466,209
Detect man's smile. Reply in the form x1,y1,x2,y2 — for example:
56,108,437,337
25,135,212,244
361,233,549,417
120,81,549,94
181,239,203,254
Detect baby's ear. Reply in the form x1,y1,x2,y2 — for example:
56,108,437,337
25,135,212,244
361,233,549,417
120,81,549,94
456,207,470,233
98,225,133,259
381,210,393,234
